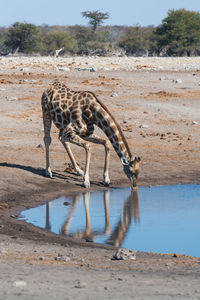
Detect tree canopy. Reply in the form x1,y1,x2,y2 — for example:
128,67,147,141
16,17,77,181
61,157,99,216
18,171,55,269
118,26,156,55
41,30,76,54
4,22,40,53
81,10,109,33
156,9,200,56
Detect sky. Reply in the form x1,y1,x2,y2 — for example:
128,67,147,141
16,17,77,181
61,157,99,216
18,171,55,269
0,0,200,27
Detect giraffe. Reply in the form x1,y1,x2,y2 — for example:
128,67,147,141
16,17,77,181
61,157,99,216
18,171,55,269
41,80,141,188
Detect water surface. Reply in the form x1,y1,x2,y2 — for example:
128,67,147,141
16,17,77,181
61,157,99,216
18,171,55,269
19,185,200,257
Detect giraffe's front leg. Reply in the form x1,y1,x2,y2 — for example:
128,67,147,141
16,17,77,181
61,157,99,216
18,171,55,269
65,142,84,176
84,134,111,187
83,143,92,188
60,140,84,176
61,130,92,188
103,140,111,186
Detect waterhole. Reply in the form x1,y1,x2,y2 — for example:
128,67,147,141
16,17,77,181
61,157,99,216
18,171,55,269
19,185,200,257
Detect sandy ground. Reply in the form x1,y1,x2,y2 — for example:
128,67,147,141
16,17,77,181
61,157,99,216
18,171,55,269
0,56,200,299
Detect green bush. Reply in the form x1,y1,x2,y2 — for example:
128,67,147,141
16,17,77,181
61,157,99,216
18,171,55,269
118,26,156,55
4,22,40,53
156,9,200,56
40,30,77,54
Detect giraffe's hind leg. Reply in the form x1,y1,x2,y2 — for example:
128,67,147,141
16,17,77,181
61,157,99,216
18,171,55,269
42,109,52,178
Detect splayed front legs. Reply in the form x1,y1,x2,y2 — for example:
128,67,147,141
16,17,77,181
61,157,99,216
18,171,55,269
60,131,111,188
61,131,92,188
84,134,111,186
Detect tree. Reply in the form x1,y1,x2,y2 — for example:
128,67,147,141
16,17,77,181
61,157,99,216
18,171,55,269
96,30,112,43
156,9,200,56
0,29,7,53
68,26,112,55
81,10,109,33
41,30,77,54
118,26,156,55
4,22,40,53
68,25,93,54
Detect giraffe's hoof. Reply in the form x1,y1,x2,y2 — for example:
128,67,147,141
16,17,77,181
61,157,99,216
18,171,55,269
83,181,90,188
103,176,110,187
45,170,53,178
76,169,84,176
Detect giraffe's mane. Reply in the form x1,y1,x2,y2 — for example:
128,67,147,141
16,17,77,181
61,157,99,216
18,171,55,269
91,92,133,160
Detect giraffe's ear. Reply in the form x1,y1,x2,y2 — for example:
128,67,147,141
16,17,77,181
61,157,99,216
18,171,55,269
121,158,129,166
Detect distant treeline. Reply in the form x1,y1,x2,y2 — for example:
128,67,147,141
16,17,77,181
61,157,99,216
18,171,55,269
1,9,200,57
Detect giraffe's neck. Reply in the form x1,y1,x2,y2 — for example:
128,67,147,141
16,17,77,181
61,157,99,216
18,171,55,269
106,121,131,161
92,99,132,162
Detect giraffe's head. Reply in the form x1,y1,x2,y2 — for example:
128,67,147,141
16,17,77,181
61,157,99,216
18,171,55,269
121,156,141,188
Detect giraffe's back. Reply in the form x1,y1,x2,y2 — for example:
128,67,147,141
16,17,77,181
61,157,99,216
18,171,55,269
41,81,102,133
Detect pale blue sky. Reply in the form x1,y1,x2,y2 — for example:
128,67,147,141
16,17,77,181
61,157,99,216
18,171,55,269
1,0,200,27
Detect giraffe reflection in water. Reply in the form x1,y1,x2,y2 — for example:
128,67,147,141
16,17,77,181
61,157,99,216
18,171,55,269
107,190,139,247
60,191,112,241
45,202,51,231
44,189,139,247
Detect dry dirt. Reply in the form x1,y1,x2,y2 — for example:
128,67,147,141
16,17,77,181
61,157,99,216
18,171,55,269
0,56,200,299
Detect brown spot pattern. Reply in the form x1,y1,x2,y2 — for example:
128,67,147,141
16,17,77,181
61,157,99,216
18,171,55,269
42,81,131,160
